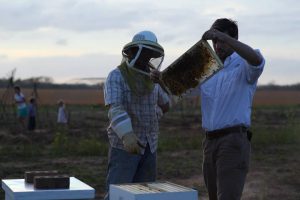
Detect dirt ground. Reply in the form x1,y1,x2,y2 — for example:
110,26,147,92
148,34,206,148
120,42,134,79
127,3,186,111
2,147,298,200
169,144,300,200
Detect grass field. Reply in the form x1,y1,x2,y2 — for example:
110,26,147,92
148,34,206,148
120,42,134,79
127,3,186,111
0,99,299,199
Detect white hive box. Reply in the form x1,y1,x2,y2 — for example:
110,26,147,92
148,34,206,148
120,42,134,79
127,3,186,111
1,177,95,200
110,182,198,200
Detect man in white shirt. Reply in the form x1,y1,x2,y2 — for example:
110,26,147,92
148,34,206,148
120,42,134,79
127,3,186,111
200,18,265,200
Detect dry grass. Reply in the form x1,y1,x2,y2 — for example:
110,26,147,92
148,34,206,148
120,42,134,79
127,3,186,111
1,88,299,106
254,90,300,106
0,88,104,105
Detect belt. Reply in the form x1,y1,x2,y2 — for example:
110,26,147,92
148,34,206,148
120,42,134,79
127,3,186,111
205,125,248,140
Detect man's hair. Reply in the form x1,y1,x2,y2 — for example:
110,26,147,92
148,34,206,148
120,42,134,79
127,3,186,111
212,18,238,38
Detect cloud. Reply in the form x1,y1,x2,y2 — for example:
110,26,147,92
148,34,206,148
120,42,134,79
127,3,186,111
56,39,68,46
259,57,300,85
0,54,8,59
0,0,299,37
0,1,153,32
0,53,121,82
0,0,211,36
0,1,49,31
0,52,298,85
0,0,299,85
238,12,300,38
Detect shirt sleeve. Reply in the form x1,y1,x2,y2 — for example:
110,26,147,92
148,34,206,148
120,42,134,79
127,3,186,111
157,84,170,107
14,93,25,102
104,70,123,106
245,49,265,84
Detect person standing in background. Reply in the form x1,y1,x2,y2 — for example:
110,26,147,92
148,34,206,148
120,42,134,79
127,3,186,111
57,99,68,124
27,97,37,131
14,86,28,130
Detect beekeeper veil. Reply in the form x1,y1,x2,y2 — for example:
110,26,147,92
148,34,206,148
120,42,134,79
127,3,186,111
122,31,164,74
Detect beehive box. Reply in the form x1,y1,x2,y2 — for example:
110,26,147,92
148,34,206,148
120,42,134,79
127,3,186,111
110,182,198,200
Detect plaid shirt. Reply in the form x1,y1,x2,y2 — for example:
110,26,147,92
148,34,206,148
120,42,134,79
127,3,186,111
104,68,169,154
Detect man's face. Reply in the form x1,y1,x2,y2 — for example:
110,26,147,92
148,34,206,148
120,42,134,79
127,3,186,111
125,44,164,72
134,48,155,71
128,47,159,72
212,31,234,62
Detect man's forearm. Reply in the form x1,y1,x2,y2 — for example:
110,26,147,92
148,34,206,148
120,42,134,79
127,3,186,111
224,36,262,66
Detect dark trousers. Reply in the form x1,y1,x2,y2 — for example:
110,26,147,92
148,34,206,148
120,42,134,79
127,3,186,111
28,116,36,130
202,131,250,200
104,144,157,200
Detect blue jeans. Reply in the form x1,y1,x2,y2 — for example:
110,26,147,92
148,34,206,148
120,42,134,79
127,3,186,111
104,144,157,200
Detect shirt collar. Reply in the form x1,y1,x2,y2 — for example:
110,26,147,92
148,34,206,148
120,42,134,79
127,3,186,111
224,52,238,67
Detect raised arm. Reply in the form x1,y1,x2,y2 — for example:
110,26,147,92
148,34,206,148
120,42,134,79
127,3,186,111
202,29,263,66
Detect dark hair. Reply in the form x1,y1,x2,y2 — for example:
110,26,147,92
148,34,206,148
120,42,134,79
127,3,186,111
212,18,238,38
14,85,20,91
30,97,35,103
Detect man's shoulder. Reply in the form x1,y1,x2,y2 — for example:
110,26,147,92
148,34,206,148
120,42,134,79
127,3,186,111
231,49,265,70
110,67,121,73
108,68,121,77
107,68,122,79
106,68,125,85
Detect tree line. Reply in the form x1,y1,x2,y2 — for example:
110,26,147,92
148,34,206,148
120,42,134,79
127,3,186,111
0,77,104,90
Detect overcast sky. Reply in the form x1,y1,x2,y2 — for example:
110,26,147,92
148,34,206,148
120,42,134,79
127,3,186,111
0,0,299,85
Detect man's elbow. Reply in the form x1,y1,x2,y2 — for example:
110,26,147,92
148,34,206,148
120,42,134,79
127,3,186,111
252,58,263,66
249,53,263,66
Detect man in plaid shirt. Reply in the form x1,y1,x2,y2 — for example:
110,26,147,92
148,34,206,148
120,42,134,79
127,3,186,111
104,30,170,200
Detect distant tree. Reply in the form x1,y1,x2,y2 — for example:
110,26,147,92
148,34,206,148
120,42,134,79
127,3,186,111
258,83,300,90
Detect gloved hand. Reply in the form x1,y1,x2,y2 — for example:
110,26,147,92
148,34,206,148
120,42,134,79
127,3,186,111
122,132,145,154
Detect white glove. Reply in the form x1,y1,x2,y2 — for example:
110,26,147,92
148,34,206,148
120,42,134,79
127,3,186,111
156,105,163,120
122,132,145,154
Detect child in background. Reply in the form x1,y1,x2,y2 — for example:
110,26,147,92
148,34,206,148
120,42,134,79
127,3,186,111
57,99,68,124
28,97,36,131
14,86,28,130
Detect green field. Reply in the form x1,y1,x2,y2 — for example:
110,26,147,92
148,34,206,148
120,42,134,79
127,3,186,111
0,103,300,199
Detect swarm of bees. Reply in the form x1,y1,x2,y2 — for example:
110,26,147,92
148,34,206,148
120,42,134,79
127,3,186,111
161,40,223,96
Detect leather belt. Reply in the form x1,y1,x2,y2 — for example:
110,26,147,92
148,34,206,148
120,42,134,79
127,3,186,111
205,125,248,140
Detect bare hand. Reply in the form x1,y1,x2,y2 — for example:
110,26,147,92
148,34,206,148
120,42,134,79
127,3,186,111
202,29,227,42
